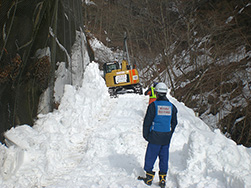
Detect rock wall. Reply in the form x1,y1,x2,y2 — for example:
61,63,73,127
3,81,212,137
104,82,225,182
0,0,88,143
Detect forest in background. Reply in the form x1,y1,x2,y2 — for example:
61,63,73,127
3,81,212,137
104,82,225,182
83,0,251,147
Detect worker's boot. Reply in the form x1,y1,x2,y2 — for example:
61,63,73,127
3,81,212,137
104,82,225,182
159,172,166,188
144,171,155,185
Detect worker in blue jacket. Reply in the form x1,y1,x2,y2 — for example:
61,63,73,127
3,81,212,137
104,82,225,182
140,82,178,187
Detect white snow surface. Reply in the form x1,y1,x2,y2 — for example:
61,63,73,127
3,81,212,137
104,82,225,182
89,37,123,63
0,62,251,188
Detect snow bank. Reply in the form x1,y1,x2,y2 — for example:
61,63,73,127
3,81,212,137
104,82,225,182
168,96,251,188
0,62,110,187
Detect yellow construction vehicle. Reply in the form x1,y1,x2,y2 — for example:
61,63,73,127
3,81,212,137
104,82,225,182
103,33,143,97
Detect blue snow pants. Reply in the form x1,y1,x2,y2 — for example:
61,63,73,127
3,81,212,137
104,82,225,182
144,143,170,173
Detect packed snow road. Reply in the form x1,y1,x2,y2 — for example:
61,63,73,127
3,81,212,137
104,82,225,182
0,63,250,188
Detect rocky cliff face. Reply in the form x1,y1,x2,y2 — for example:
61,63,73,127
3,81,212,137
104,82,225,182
0,0,87,143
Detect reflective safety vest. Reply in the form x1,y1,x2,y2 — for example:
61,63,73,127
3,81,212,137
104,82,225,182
151,100,173,132
149,87,156,99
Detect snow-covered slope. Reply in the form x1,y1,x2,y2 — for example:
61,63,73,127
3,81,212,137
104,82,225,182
0,62,250,188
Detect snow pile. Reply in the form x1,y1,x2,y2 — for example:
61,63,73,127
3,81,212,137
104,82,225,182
54,30,90,103
0,62,109,187
88,37,122,63
38,29,90,114
169,98,251,187
0,62,251,188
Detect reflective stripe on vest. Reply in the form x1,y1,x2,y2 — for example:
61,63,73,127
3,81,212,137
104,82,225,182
151,100,172,132
149,87,156,99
